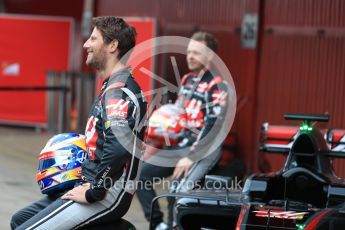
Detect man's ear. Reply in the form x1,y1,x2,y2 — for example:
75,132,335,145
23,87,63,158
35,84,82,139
207,50,214,62
109,40,119,53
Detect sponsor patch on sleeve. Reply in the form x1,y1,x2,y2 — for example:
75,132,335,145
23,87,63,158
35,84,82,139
106,99,129,119
104,120,111,129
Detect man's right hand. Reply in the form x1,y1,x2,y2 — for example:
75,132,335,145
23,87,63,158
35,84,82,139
172,157,193,179
61,183,90,204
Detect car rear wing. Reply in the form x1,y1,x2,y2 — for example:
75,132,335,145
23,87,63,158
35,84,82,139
259,123,300,154
259,123,345,158
326,129,345,158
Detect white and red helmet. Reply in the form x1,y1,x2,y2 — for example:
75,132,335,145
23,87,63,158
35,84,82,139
147,104,186,147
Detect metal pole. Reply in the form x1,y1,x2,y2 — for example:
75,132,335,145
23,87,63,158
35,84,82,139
47,71,56,134
57,73,66,133
76,72,83,132
81,0,94,38
0,0,6,12
65,72,72,131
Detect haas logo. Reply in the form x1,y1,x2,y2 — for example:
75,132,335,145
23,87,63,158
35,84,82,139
106,99,129,119
85,116,98,159
76,150,89,164
185,99,202,119
185,99,204,128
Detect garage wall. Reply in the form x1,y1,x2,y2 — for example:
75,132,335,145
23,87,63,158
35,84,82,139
4,0,345,176
256,0,345,176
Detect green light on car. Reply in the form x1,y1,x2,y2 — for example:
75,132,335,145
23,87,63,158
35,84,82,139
299,121,313,132
296,223,305,230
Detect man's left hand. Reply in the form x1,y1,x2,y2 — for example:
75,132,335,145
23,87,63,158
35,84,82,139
61,183,90,204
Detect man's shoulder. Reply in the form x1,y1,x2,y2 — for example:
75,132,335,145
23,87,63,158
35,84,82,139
107,68,141,93
201,70,219,81
200,71,228,91
181,72,195,85
108,67,131,85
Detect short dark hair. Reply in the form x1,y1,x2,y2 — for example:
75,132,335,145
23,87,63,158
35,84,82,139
191,32,218,52
92,16,137,59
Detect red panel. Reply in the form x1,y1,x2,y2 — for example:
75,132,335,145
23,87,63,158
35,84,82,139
0,15,72,125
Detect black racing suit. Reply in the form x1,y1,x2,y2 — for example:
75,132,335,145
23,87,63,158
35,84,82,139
137,69,229,228
176,69,228,153
11,67,148,230
83,67,148,203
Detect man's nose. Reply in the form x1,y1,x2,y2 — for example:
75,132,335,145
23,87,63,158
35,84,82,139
83,39,90,49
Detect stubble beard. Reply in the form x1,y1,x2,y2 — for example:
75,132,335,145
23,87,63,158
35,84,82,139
188,63,204,73
88,59,103,70
86,46,106,71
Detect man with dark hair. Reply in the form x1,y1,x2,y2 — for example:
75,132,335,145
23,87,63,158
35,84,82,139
137,31,229,230
190,31,218,52
11,16,147,229
90,16,136,62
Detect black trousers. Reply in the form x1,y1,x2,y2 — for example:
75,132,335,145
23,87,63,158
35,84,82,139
136,146,222,228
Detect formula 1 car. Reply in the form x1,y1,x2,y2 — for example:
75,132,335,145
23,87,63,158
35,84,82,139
151,113,345,230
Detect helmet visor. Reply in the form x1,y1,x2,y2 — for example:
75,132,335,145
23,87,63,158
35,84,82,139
38,153,71,171
38,158,56,171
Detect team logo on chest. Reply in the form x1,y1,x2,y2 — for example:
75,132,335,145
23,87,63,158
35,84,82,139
185,98,204,128
106,99,129,119
196,82,208,93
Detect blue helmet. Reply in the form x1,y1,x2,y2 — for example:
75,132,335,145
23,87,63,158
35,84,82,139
35,133,89,195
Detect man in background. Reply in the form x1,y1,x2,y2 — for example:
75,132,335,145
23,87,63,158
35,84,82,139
137,32,229,230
